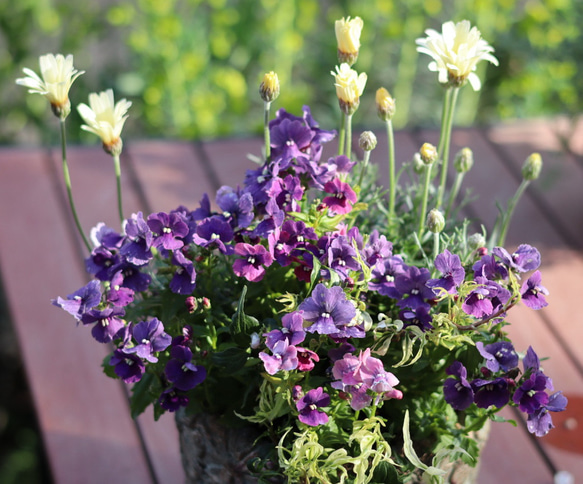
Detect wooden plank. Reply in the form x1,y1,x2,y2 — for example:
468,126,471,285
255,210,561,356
0,147,154,484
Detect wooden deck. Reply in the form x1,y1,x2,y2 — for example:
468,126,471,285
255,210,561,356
0,118,582,483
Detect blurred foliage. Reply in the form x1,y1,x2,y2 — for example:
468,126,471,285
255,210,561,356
2,0,583,144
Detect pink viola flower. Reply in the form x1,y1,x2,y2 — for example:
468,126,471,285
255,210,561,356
259,339,298,375
232,243,274,282
322,178,357,215
296,347,319,371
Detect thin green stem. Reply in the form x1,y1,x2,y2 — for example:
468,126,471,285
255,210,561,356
357,150,370,187
433,232,440,263
497,179,530,246
345,113,353,158
444,172,464,219
417,164,432,240
337,112,346,156
113,153,124,225
59,119,91,252
264,101,272,160
436,87,460,209
386,119,396,226
434,88,451,180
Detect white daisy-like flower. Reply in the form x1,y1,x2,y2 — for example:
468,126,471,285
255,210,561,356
416,20,498,91
335,16,364,65
16,53,84,118
331,63,367,115
77,89,132,155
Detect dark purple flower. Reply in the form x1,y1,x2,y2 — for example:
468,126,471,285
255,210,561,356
165,345,207,391
476,341,519,373
85,246,121,281
120,212,153,265
270,117,314,166
393,266,434,311
527,391,568,437
473,254,508,281
296,387,330,426
269,220,317,266
81,306,125,343
170,250,197,295
192,193,212,221
258,339,298,375
106,271,135,307
90,223,124,250
232,243,274,282
521,270,549,310
110,349,145,383
264,311,306,350
427,249,465,294
267,175,304,213
462,276,511,318
216,185,254,229
443,361,474,411
493,244,541,273
523,346,541,372
471,377,511,409
52,280,102,321
192,216,234,254
369,256,405,297
513,371,552,414
322,178,357,215
123,318,172,363
111,261,152,292
327,236,360,280
328,343,356,363
298,284,357,336
400,307,433,331
158,388,189,412
362,230,393,267
147,212,189,251
296,347,319,372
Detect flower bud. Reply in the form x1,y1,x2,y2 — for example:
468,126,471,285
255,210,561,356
335,16,363,66
259,71,280,103
426,208,445,233
375,87,395,121
412,152,425,175
419,143,438,165
454,147,474,173
358,131,377,152
522,152,542,181
468,233,486,250
185,296,197,313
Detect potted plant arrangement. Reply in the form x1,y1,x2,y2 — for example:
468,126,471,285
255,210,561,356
18,15,567,484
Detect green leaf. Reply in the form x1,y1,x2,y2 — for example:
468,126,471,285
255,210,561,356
211,346,250,374
402,410,446,479
102,353,117,379
230,285,260,345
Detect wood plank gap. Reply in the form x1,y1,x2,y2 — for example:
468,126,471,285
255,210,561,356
192,139,222,191
121,142,153,215
539,309,583,380
480,128,581,250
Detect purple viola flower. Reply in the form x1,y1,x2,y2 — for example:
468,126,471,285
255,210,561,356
270,117,314,166
120,212,153,266
52,280,102,321
264,311,306,350
493,244,541,274
356,349,400,395
192,216,234,254
192,193,212,221
473,254,508,281
298,283,357,336
369,256,406,297
124,318,172,363
362,230,393,267
527,391,568,437
158,387,189,412
462,276,511,318
267,174,304,213
513,371,552,414
443,361,474,411
476,341,519,373
170,250,197,295
85,246,121,282
328,154,356,176
81,306,125,343
521,270,549,310
296,387,330,426
331,352,361,387
400,307,433,332
471,377,511,409
269,220,317,266
106,271,135,307
328,343,356,363
216,185,254,229
110,349,145,383
90,223,124,250
165,345,207,391
393,266,434,311
111,261,152,292
147,212,189,251
322,178,357,215
427,249,465,295
232,243,274,282
258,339,298,375
327,236,360,280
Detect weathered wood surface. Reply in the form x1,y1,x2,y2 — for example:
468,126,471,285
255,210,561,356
0,118,581,483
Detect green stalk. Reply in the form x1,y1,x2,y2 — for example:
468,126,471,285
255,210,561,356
417,164,432,240
436,87,460,209
264,101,272,160
386,119,396,226
337,112,346,156
357,150,371,188
497,179,530,247
444,172,464,219
59,119,91,252
345,113,353,158
112,153,124,225
432,232,440,264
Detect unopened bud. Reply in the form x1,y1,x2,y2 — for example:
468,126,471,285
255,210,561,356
375,87,395,121
522,153,542,181
468,233,486,250
419,143,438,165
412,152,425,175
185,296,197,313
426,209,445,233
202,297,211,309
454,147,474,173
359,131,377,152
259,71,280,103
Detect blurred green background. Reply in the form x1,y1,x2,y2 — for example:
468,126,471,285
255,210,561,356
1,0,581,482
3,0,582,146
